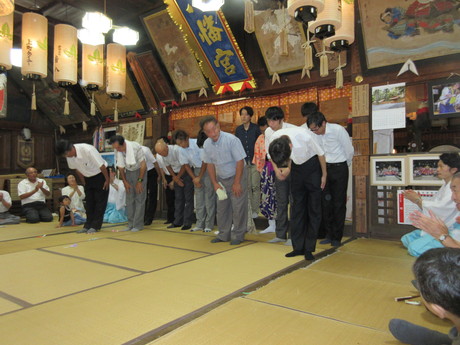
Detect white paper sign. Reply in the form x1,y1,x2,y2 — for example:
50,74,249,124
372,83,406,130
397,190,438,225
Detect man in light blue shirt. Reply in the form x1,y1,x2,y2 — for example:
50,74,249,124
201,116,248,245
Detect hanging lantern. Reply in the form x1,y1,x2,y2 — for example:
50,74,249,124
324,0,354,51
288,0,325,24
309,0,342,77
107,43,126,122
82,43,104,116
0,0,14,16
21,12,48,110
0,12,13,72
53,24,77,115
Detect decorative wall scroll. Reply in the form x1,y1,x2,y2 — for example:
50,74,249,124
142,9,207,93
253,9,307,75
165,0,256,93
17,138,34,169
0,73,6,118
119,121,145,145
358,0,460,69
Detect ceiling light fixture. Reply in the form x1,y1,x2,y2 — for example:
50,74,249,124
77,28,105,45
113,27,139,46
192,0,225,12
82,11,112,34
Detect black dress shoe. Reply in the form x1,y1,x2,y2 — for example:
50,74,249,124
167,223,182,228
304,252,315,261
285,250,304,257
181,225,191,230
144,220,153,226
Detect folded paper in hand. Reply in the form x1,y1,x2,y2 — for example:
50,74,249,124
216,182,228,201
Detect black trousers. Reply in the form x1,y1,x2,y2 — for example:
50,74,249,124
322,162,349,242
164,175,175,223
22,201,53,223
84,172,109,230
144,168,158,223
290,156,322,253
174,174,194,226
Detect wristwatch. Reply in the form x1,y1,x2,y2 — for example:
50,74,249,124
439,234,448,243
137,178,143,182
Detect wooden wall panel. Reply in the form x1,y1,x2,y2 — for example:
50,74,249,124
354,198,368,234
352,139,370,156
0,132,11,174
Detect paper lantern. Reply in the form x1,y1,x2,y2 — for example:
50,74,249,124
0,12,13,71
309,0,341,38
325,0,354,51
287,0,324,23
0,0,14,16
107,43,126,122
21,12,48,79
53,24,78,86
82,43,104,116
106,43,126,98
82,43,104,90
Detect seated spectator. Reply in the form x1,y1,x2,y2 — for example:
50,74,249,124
18,167,53,223
0,190,20,225
402,153,460,256
56,195,86,228
389,247,460,345
103,167,128,224
61,174,86,217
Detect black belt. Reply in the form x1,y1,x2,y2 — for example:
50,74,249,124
326,161,347,167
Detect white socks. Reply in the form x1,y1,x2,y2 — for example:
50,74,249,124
260,219,276,234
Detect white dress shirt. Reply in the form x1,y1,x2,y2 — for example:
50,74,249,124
18,178,50,205
66,144,107,177
116,140,145,171
265,122,298,159
156,154,170,176
269,127,324,165
0,190,12,213
141,146,157,171
314,123,354,165
162,145,183,174
179,139,202,168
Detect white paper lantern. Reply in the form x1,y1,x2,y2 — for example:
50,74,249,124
325,0,354,49
21,12,48,79
0,0,14,16
287,0,324,22
309,0,341,38
53,24,78,86
0,12,13,71
106,43,126,98
82,43,104,89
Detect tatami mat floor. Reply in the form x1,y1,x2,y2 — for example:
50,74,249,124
0,220,447,344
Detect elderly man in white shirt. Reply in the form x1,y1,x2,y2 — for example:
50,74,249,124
264,106,298,244
268,127,327,261
110,135,147,232
56,139,110,234
155,138,192,230
306,111,354,247
156,149,175,224
18,167,53,223
142,145,161,226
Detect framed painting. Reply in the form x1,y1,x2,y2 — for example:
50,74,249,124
142,9,208,93
358,0,460,69
254,9,307,75
407,154,442,186
428,77,460,119
370,155,407,186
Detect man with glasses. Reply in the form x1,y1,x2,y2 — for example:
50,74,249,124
18,167,53,223
307,111,354,247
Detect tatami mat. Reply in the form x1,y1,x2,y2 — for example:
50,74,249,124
0,250,137,305
148,298,397,345
247,268,450,333
0,297,22,315
0,242,305,345
339,238,411,259
44,238,208,272
309,251,415,285
119,230,247,254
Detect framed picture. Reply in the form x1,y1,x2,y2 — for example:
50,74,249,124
100,152,116,168
142,9,208,93
428,77,460,119
407,154,442,186
370,156,407,186
358,0,460,70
